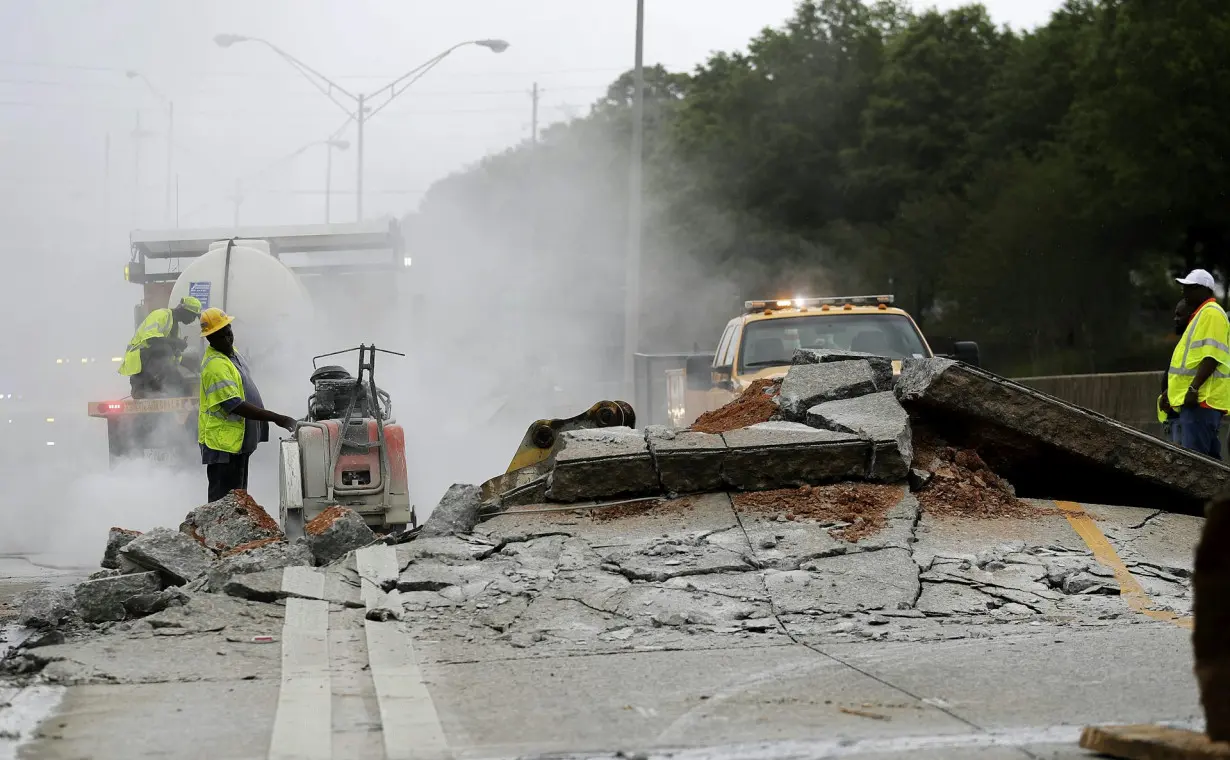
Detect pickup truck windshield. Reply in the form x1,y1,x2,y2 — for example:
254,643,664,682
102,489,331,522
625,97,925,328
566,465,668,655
737,314,930,373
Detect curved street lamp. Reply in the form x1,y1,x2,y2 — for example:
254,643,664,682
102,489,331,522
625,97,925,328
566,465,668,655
214,34,510,220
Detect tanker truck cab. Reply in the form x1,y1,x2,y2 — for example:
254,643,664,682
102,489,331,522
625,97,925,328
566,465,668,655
669,295,980,428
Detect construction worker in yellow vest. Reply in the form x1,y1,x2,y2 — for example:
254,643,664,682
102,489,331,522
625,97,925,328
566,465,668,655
118,297,202,398
1159,298,1197,443
198,308,298,502
1164,269,1230,458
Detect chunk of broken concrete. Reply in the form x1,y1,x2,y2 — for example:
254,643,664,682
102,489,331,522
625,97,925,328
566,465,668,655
305,506,376,565
74,571,161,623
806,392,912,482
120,527,216,586
777,361,883,421
123,587,190,617
101,527,142,569
420,483,482,538
546,427,661,503
721,423,869,490
895,358,1230,512
1194,491,1230,740
180,489,283,554
647,428,727,494
16,586,78,629
793,348,894,388
206,538,314,592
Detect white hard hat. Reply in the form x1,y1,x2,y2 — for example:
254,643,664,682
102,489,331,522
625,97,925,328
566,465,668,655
1177,269,1216,289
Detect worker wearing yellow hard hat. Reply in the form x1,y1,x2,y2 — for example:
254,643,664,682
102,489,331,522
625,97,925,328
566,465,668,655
118,296,202,399
197,307,298,502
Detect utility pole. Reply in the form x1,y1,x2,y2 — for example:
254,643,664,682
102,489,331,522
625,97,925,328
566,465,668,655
132,111,142,228
623,0,646,398
103,132,111,257
356,93,365,221
530,82,540,144
233,179,242,227
164,102,174,225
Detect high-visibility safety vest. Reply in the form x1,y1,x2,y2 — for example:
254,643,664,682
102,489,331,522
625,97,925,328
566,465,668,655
198,346,246,454
118,308,175,377
1167,298,1230,412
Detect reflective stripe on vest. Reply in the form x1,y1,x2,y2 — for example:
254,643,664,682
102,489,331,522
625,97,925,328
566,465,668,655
198,347,246,453
1167,299,1230,411
118,309,174,377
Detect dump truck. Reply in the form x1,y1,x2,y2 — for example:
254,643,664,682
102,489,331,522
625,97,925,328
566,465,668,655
663,295,980,428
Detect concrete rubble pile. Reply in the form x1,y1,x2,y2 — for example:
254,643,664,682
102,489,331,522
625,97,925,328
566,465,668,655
2,351,1219,674
11,490,378,635
482,351,1230,516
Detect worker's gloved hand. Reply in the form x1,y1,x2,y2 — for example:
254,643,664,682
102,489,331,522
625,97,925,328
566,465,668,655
274,414,299,432
1184,386,1201,408
1159,394,1174,416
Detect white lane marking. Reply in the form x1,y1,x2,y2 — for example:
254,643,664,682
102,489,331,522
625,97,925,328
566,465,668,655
366,617,450,760
355,544,398,606
283,564,326,599
0,685,65,760
357,545,451,760
269,579,331,760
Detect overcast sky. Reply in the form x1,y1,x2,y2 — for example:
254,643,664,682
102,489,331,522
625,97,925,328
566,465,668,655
0,0,1062,364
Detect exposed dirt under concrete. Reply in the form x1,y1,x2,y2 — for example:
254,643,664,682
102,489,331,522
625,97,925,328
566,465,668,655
690,379,781,434
220,537,284,558
732,484,903,541
305,506,348,536
593,496,699,522
913,426,1054,520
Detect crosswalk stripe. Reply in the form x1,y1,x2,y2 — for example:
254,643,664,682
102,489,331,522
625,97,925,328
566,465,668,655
269,571,332,760
356,545,451,760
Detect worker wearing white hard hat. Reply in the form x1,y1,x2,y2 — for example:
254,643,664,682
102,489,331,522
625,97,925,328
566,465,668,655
1163,269,1230,458
197,308,297,502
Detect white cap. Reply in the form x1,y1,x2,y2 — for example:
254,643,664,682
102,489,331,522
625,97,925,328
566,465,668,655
1177,269,1216,289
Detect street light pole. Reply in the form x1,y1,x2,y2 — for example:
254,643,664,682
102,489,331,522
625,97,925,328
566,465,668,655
214,35,509,222
623,0,646,398
126,71,174,226
356,93,366,221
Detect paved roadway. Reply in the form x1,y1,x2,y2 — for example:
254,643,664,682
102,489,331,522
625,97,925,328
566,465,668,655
0,492,1206,760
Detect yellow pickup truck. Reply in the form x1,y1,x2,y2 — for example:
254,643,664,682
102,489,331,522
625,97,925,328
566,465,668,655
665,295,979,427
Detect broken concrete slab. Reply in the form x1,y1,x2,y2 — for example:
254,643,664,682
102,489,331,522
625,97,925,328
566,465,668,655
792,348,894,388
420,483,483,537
789,548,920,613
806,392,912,482
479,462,551,510
915,581,999,616
545,427,660,503
101,528,142,570
123,587,190,617
395,535,498,566
721,424,869,491
305,506,376,565
221,568,286,603
896,358,1230,513
396,560,467,592
179,489,283,554
206,539,313,592
777,361,884,421
16,586,78,629
646,428,727,495
74,571,162,623
120,527,216,586
607,544,751,583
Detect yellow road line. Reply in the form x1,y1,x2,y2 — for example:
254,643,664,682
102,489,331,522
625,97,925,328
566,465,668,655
1054,501,1193,630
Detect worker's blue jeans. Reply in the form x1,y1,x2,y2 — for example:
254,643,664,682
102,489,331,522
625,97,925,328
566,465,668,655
1178,405,1224,459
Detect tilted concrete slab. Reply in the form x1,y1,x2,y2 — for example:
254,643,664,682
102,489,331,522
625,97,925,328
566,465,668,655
778,361,883,420
546,427,661,503
721,422,869,490
896,358,1230,514
793,347,895,388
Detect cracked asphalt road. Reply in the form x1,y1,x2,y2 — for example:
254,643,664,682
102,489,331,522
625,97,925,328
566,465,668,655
4,490,1205,759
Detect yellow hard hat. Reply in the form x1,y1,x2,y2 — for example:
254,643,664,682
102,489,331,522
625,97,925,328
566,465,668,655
178,296,202,315
199,307,235,337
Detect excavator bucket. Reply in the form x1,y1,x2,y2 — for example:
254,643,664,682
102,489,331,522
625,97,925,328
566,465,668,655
480,401,636,506
505,400,636,474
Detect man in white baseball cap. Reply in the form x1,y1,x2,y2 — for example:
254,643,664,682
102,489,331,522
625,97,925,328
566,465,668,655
1163,269,1230,457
